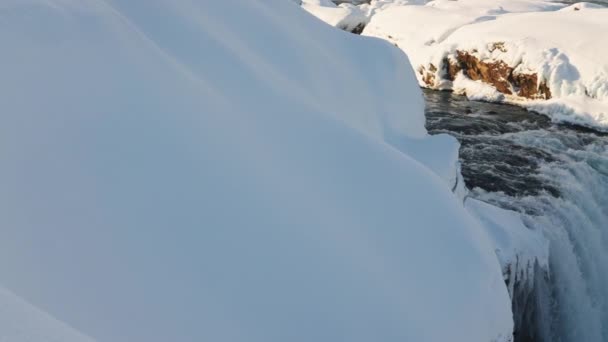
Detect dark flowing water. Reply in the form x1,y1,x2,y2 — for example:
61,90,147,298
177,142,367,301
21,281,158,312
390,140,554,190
558,0,608,5
424,89,608,342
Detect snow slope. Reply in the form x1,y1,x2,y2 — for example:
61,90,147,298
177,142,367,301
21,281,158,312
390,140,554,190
467,199,549,290
0,287,93,342
301,0,369,33
0,0,512,341
304,0,608,130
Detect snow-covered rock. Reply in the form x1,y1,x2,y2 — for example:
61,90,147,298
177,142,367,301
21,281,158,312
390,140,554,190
0,0,514,342
304,0,608,130
302,0,369,33
363,1,608,129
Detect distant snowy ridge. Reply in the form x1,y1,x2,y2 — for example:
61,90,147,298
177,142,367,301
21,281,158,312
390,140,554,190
0,0,517,341
302,0,608,131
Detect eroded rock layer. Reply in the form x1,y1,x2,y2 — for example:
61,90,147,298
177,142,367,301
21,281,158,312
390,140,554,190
414,48,552,100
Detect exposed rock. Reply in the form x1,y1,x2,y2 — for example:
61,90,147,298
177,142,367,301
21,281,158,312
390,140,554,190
511,73,552,100
418,64,437,87
348,22,366,35
454,51,514,94
444,56,461,82
489,42,508,53
436,48,552,100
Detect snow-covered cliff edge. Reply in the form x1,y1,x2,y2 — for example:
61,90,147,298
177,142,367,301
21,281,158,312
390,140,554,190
0,0,516,341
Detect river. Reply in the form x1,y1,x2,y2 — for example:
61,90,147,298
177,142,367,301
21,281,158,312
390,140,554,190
424,89,608,342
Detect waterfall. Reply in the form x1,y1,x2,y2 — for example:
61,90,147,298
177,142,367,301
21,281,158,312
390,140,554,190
425,89,608,342
474,128,608,342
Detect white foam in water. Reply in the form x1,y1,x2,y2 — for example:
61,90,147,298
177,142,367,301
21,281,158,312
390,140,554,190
424,89,608,341
473,128,608,342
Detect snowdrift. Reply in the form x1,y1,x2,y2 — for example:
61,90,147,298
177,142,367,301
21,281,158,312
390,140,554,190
1,0,512,341
302,0,369,33
305,0,608,130
0,287,94,342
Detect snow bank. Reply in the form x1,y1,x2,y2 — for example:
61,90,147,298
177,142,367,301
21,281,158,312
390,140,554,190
453,73,506,102
302,0,369,33
438,3,608,129
467,199,549,288
0,0,513,341
466,198,550,342
305,0,608,130
364,1,608,129
0,287,93,342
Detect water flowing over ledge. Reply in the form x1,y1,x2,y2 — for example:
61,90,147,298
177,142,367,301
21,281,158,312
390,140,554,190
425,90,608,342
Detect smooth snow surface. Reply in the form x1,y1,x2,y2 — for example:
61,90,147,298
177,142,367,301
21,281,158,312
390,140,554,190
302,0,369,32
0,287,93,342
0,1,513,341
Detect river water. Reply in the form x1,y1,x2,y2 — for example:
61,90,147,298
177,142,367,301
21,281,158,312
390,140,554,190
559,0,608,5
424,90,608,342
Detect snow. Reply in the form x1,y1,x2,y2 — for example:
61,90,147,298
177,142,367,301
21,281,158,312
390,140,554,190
466,199,549,288
453,72,506,102
0,0,517,341
394,133,462,189
440,3,608,129
304,0,608,130
0,287,93,342
302,0,369,32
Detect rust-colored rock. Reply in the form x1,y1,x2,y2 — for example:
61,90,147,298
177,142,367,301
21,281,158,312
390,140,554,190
511,73,552,100
512,73,537,98
418,65,436,87
488,42,507,53
444,57,461,81
538,81,552,99
433,48,553,100
455,51,513,94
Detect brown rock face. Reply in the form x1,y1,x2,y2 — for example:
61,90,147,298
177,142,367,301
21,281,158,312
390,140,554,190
418,64,437,87
444,57,461,82
488,42,507,53
437,48,552,100
453,51,514,94
512,73,552,100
